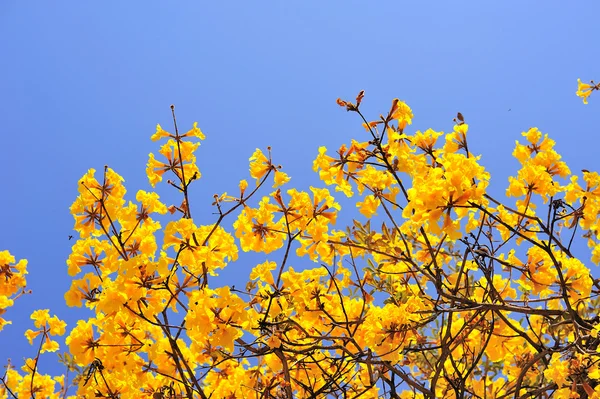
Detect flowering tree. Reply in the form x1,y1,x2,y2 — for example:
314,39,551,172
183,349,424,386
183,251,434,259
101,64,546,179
0,81,598,399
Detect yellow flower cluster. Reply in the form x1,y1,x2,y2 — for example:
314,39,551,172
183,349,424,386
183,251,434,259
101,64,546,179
147,122,204,187
314,108,489,241
508,127,571,201
0,250,27,331
0,309,67,399
2,88,600,398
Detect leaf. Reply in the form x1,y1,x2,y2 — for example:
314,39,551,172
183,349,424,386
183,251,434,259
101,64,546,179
367,258,377,271
353,219,364,231
382,222,390,240
356,90,365,106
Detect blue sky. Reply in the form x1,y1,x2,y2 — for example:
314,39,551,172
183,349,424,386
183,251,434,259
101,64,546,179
1,1,599,381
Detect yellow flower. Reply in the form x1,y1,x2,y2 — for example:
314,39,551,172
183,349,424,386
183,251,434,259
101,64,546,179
31,309,50,329
24,328,42,345
249,260,277,286
146,152,167,187
411,128,443,152
523,127,542,144
544,353,570,387
266,334,282,349
312,145,359,197
233,194,286,254
355,165,394,194
273,170,290,188
239,179,248,195
180,121,205,140
357,195,380,218
593,244,600,265
313,146,335,173
41,336,60,353
150,123,171,141
135,190,168,214
65,319,98,366
47,315,67,336
390,99,413,129
186,288,216,337
212,324,240,352
66,238,112,277
249,148,272,181
576,78,595,104
64,273,102,308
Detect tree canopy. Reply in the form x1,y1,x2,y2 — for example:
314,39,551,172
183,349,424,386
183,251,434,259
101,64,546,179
1,80,599,399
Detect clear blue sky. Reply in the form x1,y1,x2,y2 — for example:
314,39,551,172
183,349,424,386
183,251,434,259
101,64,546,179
1,1,599,380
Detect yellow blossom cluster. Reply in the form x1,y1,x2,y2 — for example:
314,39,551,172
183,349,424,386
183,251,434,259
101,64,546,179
0,250,27,331
0,310,67,399
2,84,600,398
